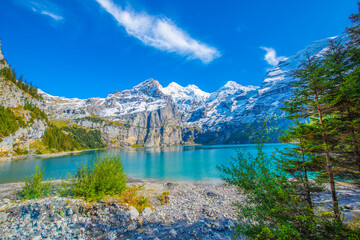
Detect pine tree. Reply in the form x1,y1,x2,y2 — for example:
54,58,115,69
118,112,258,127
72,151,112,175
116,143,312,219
277,120,322,209
322,38,360,177
283,53,341,223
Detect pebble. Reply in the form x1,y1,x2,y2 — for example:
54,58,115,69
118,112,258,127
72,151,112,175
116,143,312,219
0,212,7,223
127,206,140,220
0,180,358,239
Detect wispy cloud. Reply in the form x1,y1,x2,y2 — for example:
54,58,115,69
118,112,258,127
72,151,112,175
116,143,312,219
37,10,63,21
260,47,287,66
95,0,220,63
14,0,63,21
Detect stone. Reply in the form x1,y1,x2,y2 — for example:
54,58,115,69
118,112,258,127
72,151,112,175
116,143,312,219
344,204,354,210
66,208,73,216
0,212,7,223
140,207,152,217
127,206,139,220
23,213,31,222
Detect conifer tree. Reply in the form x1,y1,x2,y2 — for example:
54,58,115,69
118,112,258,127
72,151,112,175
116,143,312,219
283,54,341,223
277,121,321,209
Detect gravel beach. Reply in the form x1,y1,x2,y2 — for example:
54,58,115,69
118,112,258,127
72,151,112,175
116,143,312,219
0,179,359,240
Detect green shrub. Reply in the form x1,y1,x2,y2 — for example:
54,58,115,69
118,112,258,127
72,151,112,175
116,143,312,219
158,191,170,205
21,166,51,199
217,144,360,239
0,105,19,139
71,155,127,201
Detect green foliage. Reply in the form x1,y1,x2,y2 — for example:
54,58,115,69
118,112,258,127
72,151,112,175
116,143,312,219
116,185,152,212
218,142,360,239
21,166,51,199
42,125,81,152
0,105,19,141
0,66,16,84
42,124,105,153
24,102,48,123
71,155,127,201
225,114,290,144
62,126,105,149
218,144,317,239
158,191,170,205
82,116,105,124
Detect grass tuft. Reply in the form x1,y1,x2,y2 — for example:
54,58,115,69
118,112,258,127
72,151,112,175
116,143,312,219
21,166,51,199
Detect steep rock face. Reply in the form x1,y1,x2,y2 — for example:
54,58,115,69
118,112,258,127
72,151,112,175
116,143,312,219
41,79,189,147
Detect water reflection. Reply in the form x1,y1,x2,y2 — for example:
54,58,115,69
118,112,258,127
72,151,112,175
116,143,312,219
0,143,288,183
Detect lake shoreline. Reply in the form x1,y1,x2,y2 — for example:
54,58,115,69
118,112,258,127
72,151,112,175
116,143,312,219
0,143,206,164
0,149,94,164
0,143,287,183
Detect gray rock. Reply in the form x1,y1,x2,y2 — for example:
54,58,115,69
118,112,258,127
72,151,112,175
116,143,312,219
127,206,139,220
23,213,31,222
0,212,7,223
140,207,152,217
344,204,354,210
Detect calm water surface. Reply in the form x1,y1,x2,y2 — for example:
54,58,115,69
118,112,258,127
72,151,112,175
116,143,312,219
0,143,288,183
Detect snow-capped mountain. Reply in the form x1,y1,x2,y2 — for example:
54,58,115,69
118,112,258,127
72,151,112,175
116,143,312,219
39,35,339,146
160,82,210,121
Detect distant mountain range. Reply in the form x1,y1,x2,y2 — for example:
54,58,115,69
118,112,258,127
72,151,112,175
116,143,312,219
0,35,340,152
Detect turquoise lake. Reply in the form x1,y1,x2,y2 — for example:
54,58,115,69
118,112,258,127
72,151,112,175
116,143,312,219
0,143,289,183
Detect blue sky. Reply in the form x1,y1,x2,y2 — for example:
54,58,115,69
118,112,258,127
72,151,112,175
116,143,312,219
0,0,357,98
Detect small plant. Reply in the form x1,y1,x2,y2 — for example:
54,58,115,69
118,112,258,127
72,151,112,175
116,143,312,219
158,191,170,205
21,166,51,199
71,155,127,201
116,185,152,212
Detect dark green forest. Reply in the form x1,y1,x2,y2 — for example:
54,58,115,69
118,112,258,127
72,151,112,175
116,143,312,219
42,125,105,152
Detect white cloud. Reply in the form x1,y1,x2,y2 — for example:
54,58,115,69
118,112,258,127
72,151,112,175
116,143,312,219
13,0,63,21
260,47,287,66
39,10,63,21
95,0,220,63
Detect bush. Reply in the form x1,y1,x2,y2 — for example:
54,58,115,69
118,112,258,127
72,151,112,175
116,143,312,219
71,155,127,201
21,166,51,199
217,144,360,239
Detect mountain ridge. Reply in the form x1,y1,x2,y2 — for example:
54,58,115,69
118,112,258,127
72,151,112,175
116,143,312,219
0,34,342,152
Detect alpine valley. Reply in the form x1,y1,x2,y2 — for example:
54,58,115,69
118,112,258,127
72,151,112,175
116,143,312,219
0,35,340,155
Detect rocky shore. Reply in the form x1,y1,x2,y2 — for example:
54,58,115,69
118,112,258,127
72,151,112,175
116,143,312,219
0,149,95,164
0,180,359,240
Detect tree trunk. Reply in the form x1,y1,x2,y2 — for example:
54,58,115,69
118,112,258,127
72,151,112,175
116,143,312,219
316,98,341,223
300,137,312,209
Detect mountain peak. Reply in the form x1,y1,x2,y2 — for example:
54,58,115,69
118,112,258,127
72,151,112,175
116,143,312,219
221,81,259,92
134,78,161,89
